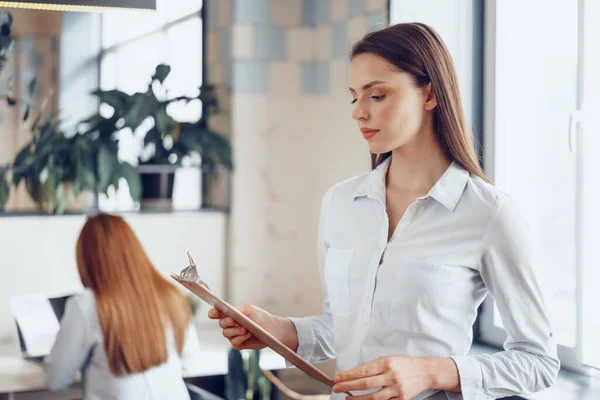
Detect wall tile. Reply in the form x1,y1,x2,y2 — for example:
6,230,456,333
365,0,387,12
270,0,303,27
206,0,219,31
366,10,386,30
347,16,367,46
287,27,314,61
206,31,219,65
302,62,329,95
330,57,349,96
232,60,269,94
218,28,231,62
348,0,365,18
231,24,256,60
331,21,348,58
255,25,287,61
315,0,331,26
314,25,332,61
233,0,270,24
331,0,348,22
269,61,300,96
218,0,232,28
302,0,317,27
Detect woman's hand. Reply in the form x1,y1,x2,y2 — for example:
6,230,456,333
208,304,299,351
332,356,460,400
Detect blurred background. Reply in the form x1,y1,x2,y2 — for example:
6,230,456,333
0,0,599,399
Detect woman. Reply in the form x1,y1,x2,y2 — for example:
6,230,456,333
44,213,202,399
209,23,559,400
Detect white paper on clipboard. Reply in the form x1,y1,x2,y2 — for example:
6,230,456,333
170,273,338,389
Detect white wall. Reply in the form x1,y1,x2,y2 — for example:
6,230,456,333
0,212,227,354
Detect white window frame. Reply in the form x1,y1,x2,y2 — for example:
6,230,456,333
480,0,594,375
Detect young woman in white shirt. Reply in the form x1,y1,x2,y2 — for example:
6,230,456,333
209,22,559,400
44,213,202,399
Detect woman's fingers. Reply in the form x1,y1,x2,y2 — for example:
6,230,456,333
208,308,223,319
231,332,253,349
222,326,247,339
219,317,239,329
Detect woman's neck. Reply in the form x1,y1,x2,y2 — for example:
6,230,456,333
386,130,451,196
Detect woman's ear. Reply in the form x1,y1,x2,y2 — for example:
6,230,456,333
423,82,438,110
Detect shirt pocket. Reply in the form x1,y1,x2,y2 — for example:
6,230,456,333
323,248,355,320
387,259,472,332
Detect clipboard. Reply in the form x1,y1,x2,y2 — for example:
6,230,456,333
170,273,337,389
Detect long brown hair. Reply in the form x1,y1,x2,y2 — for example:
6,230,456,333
76,213,191,376
352,23,490,183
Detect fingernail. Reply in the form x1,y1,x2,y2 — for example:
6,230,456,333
334,375,341,382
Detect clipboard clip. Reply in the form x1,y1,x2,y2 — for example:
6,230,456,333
177,251,211,290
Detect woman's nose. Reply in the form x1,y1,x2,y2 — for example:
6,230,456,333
352,101,368,121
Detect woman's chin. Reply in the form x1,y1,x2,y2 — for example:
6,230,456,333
368,143,393,155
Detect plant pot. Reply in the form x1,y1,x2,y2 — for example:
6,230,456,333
140,171,175,210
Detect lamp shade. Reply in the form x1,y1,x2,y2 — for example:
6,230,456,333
0,0,156,12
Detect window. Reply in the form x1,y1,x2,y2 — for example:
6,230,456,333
482,0,599,372
98,0,204,211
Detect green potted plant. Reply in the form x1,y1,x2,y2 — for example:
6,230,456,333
87,64,232,209
226,348,272,400
9,111,141,214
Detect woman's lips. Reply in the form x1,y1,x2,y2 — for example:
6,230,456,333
361,129,379,140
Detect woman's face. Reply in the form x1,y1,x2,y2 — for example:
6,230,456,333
349,53,435,155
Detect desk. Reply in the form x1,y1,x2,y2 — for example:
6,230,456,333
0,325,287,400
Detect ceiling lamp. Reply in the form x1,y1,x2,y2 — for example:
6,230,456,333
0,0,156,12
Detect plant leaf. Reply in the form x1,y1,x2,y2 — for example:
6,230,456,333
225,349,247,400
97,145,116,193
54,181,66,215
152,64,171,84
27,77,36,98
0,171,9,210
120,162,141,201
90,89,130,111
123,93,155,130
155,107,176,135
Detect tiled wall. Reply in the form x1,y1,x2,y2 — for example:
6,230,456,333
206,0,387,96
205,0,388,317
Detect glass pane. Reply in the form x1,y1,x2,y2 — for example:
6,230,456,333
102,6,166,49
100,51,117,90
165,18,203,122
581,0,600,369
167,0,203,22
115,33,167,94
493,0,578,347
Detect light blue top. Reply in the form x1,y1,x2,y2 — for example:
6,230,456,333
44,289,202,400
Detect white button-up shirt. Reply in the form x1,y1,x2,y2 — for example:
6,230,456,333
290,157,559,400
44,289,203,399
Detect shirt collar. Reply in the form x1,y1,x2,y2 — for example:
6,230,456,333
352,157,470,212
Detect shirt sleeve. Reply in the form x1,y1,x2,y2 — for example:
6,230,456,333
43,295,93,392
287,187,336,365
450,195,560,399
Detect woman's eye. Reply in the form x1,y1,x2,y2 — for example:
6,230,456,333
350,99,357,105
371,95,385,101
